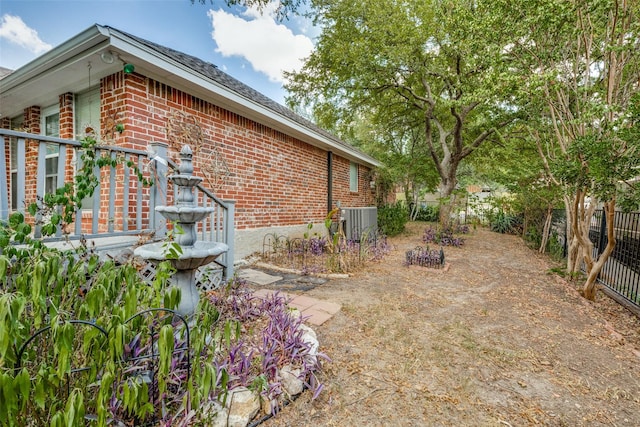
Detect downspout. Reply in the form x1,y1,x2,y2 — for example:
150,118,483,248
327,151,333,213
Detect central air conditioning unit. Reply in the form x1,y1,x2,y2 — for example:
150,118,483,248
342,207,378,241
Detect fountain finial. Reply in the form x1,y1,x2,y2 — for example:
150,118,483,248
179,145,194,175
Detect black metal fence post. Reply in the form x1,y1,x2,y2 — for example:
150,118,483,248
597,208,608,257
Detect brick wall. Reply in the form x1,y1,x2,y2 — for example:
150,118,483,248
102,71,375,230
1,117,9,207
6,70,375,233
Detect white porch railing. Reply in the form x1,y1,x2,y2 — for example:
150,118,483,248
0,129,234,279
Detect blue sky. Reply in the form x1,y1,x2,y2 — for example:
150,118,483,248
0,0,318,104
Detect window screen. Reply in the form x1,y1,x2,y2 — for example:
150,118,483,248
350,162,358,192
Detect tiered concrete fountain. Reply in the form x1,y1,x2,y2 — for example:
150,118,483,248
134,145,228,317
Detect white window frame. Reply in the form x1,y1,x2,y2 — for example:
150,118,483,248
40,105,60,195
349,162,358,192
75,88,101,209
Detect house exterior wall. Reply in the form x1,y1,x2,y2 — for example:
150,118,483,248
102,71,375,231
21,106,40,216
4,70,375,257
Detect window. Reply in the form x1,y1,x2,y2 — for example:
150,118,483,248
349,162,358,192
75,88,100,138
41,105,60,195
75,88,100,209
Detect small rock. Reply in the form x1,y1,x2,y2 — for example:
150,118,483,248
260,395,279,415
288,307,302,319
226,387,260,427
299,323,317,341
200,400,229,427
280,365,304,396
299,324,319,357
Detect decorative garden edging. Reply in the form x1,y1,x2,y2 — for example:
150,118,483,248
13,299,324,427
404,246,446,269
253,261,350,279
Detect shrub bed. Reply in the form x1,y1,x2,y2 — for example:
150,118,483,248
0,212,326,426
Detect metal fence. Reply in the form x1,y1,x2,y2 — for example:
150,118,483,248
587,209,640,308
15,309,191,426
551,209,640,310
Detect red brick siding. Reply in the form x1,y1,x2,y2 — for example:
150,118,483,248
59,92,76,187
101,71,374,229
8,70,375,231
1,117,9,206
22,106,41,211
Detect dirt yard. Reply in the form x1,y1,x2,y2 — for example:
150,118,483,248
254,222,640,427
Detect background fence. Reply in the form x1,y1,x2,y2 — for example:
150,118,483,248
552,209,640,311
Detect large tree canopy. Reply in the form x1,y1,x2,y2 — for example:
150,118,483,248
286,0,521,223
349,110,441,211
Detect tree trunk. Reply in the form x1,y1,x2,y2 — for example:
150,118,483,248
582,201,616,300
567,235,580,276
564,194,580,274
539,206,553,253
438,177,456,227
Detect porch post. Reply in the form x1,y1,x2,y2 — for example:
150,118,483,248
149,141,168,238
0,136,7,220
223,200,235,280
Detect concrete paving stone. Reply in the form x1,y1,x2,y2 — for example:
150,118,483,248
250,289,337,325
238,268,282,286
300,308,333,326
288,294,320,308
310,300,341,315
251,288,273,299
287,302,306,312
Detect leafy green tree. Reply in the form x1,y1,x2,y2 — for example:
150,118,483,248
349,110,440,214
286,0,520,225
505,0,640,299
193,0,304,19
471,121,565,251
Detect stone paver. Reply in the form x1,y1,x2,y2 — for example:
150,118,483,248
241,267,341,325
297,308,333,326
288,294,320,308
252,289,341,326
309,300,341,315
238,268,283,285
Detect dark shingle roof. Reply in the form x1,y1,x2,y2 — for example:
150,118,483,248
106,26,377,165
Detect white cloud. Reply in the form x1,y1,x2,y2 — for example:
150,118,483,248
207,4,313,83
0,14,52,55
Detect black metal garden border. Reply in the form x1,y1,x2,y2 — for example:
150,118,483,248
15,308,192,424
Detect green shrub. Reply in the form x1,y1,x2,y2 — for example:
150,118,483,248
490,210,521,234
378,202,409,236
524,224,542,248
414,205,439,222
547,231,566,261
0,212,326,426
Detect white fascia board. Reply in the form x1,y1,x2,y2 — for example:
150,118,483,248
105,28,380,168
0,26,106,92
